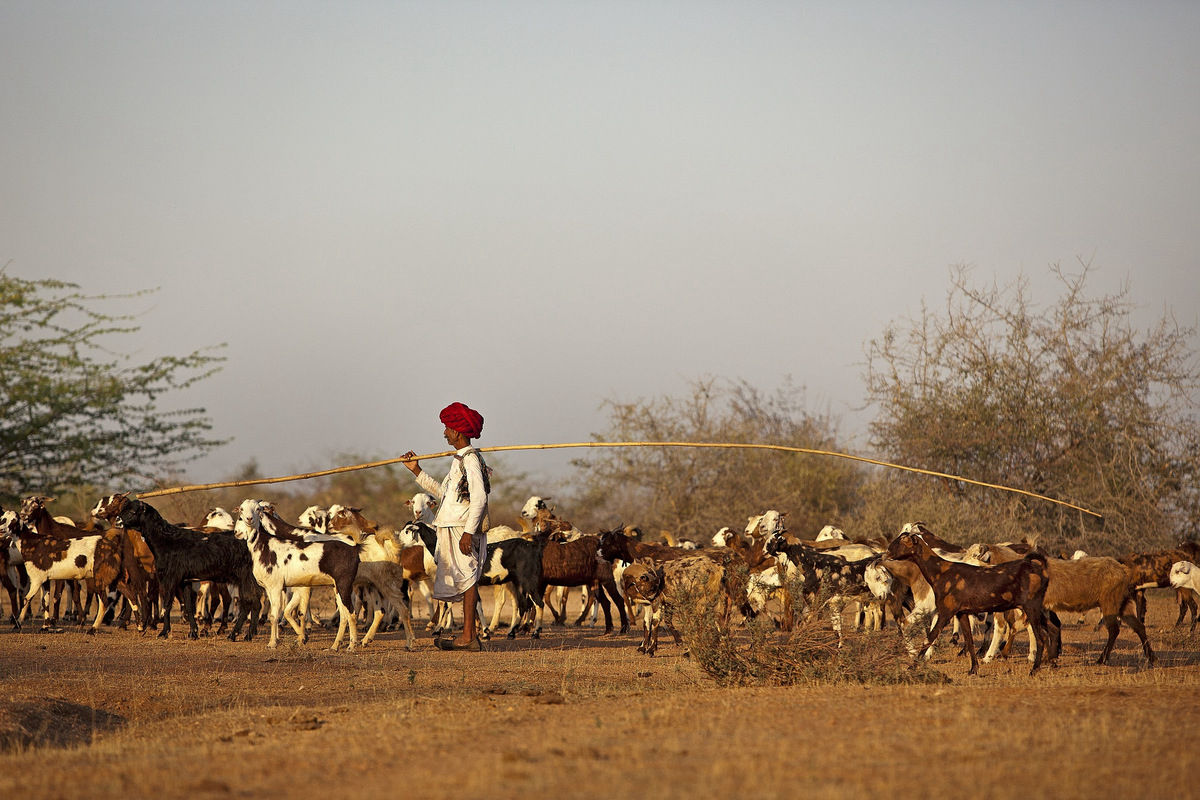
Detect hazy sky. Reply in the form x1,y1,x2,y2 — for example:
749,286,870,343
3,2,1197,491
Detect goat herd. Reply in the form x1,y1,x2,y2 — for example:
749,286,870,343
2,491,1198,676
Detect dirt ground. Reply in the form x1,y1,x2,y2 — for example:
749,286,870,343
2,591,1199,799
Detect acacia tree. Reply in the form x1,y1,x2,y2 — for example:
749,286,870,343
0,271,227,504
568,378,862,541
865,262,1200,549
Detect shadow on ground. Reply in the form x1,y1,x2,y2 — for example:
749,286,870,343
0,697,126,753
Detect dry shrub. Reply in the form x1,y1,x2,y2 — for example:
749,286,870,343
845,472,1041,547
669,577,947,687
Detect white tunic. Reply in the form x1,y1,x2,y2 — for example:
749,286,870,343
415,446,489,601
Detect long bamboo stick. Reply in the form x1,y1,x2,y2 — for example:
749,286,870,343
134,440,1101,519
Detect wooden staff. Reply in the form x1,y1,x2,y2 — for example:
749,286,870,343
133,440,1101,519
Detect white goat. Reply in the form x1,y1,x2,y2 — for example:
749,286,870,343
234,499,360,650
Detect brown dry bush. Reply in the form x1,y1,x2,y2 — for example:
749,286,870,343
567,377,862,540
865,262,1200,551
844,472,1046,548
670,576,947,687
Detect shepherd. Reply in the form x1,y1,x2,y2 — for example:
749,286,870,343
401,402,491,651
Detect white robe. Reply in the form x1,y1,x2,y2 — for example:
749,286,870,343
415,446,489,602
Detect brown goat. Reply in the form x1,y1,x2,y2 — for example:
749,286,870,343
598,528,747,629
970,546,1154,667
886,531,1053,676
622,555,728,656
1120,541,1200,623
536,533,628,636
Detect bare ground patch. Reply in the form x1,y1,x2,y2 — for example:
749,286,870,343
0,591,1198,798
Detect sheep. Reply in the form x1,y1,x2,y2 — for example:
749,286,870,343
92,493,261,641
885,529,1053,676
234,499,360,650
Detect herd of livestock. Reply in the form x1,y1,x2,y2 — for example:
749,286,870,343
2,490,1199,675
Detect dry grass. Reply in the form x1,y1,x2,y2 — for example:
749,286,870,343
1,592,1198,799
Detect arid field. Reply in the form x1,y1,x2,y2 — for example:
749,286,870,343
2,591,1198,800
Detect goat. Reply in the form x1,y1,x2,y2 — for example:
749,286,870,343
968,546,1154,666
1170,561,1200,632
1120,541,1200,626
395,521,455,635
251,502,355,639
885,530,1053,676
974,545,1152,665
764,536,880,644
92,493,260,641
477,525,552,638
402,492,445,626
621,555,727,656
323,504,416,649
535,531,628,637
191,508,236,636
234,499,360,650
815,525,847,541
0,524,20,625
520,496,588,624
7,503,126,634
710,511,783,574
597,527,746,630
477,532,546,639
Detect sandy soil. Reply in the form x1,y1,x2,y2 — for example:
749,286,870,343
1,591,1198,799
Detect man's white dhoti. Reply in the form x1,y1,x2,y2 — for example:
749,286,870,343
432,526,487,603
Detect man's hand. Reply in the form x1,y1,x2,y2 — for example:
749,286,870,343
459,532,475,555
400,451,421,476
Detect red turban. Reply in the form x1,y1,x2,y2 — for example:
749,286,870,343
439,402,484,439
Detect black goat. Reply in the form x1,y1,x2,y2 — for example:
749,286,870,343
92,494,261,641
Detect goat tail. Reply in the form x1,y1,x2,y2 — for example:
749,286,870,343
1023,550,1050,567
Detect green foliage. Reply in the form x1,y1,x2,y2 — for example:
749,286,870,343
0,271,227,506
566,378,862,541
865,262,1200,550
